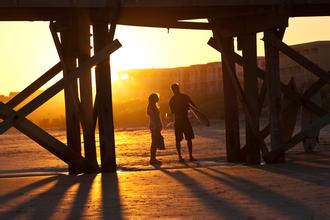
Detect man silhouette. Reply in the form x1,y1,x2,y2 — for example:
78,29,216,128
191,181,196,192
169,83,197,162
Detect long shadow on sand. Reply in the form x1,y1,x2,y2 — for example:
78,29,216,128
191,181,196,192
0,174,78,220
101,173,123,220
201,166,329,219
0,173,123,219
0,175,60,206
254,153,330,187
159,167,248,219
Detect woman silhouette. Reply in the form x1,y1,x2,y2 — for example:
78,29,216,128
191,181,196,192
147,93,164,165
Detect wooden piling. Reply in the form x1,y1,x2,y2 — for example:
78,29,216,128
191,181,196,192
59,20,83,174
92,20,117,172
220,37,241,162
238,34,261,164
76,12,99,172
264,30,284,160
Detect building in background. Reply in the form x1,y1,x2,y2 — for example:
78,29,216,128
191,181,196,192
118,41,330,100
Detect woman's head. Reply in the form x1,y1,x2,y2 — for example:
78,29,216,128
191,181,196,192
148,93,159,104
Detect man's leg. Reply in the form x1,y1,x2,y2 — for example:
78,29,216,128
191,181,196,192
187,139,196,161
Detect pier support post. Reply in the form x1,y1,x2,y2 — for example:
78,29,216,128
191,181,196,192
92,18,117,172
264,30,284,161
220,37,241,162
59,19,82,174
238,34,261,164
76,12,99,171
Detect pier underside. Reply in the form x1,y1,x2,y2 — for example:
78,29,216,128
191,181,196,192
0,0,330,173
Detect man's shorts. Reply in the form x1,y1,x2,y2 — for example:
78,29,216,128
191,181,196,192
174,117,194,142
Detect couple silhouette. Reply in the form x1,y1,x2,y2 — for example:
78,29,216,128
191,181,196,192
147,83,197,165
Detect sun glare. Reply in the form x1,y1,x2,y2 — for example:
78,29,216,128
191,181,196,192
121,74,129,80
112,73,119,82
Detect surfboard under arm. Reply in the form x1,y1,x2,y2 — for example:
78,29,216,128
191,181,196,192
189,104,210,127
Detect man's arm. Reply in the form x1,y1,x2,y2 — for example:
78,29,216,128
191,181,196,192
187,95,196,108
169,97,175,114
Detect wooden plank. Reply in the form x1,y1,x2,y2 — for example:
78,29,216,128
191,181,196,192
1,0,330,8
209,30,269,156
238,34,261,164
5,62,62,109
267,113,330,161
50,21,88,131
208,37,327,118
212,13,288,37
59,19,83,174
265,32,330,84
76,12,99,171
219,37,241,162
209,36,329,160
0,40,121,134
264,30,284,155
280,78,300,142
302,78,326,99
0,102,89,173
93,20,117,173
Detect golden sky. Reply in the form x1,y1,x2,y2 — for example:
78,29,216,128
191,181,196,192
0,17,330,96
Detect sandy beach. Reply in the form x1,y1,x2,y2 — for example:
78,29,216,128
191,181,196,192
0,122,330,219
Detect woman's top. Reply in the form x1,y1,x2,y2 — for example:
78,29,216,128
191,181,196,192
147,104,163,131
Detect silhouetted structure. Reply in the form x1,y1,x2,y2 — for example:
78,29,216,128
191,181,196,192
0,0,330,173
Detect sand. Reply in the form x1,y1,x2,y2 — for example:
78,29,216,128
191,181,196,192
0,122,330,219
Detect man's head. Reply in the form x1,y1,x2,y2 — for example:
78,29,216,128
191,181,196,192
171,83,180,95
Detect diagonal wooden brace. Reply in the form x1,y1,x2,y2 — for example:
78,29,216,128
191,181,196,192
0,102,91,172
6,62,62,109
264,32,330,84
266,113,330,161
0,39,122,134
208,37,328,118
50,21,88,132
210,24,269,155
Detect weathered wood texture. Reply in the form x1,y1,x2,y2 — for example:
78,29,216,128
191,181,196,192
0,40,121,134
208,37,327,118
210,28,269,157
219,37,241,162
5,63,62,109
0,103,89,172
0,1,329,29
59,19,83,174
76,11,99,171
264,30,284,153
93,19,117,173
238,34,261,164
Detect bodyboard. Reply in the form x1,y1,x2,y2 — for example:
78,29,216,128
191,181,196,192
189,104,210,127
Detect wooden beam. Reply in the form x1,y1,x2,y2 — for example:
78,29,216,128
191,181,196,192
59,19,82,174
76,12,99,171
0,102,89,173
208,37,327,118
0,40,121,134
281,78,300,142
264,30,284,158
267,113,330,161
211,13,288,37
208,29,269,157
50,21,88,132
93,20,117,173
303,78,326,100
238,34,261,164
5,62,62,109
264,32,330,84
219,37,241,162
